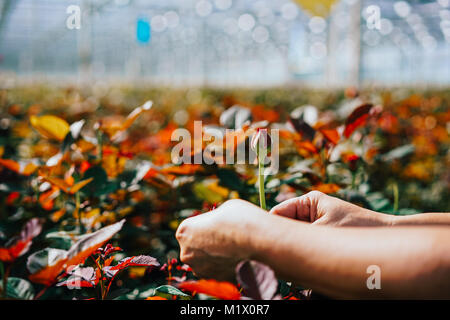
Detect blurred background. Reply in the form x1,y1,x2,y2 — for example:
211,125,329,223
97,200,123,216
0,0,449,87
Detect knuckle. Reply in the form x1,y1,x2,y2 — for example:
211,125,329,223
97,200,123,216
179,251,193,265
221,198,243,207
175,221,188,240
308,190,325,199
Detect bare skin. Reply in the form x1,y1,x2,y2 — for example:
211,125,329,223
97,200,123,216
176,191,450,299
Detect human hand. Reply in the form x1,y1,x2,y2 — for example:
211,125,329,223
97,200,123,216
176,199,264,281
270,191,393,227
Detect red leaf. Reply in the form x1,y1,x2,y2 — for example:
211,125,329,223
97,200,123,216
80,161,92,174
178,280,241,300
28,220,125,285
103,255,160,277
57,279,96,288
288,117,316,141
343,103,373,138
56,266,97,288
94,243,122,258
6,191,20,205
0,218,42,263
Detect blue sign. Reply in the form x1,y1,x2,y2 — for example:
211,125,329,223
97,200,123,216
137,18,151,43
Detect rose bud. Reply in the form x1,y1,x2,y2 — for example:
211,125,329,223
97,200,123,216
251,128,271,152
251,128,272,164
344,153,359,171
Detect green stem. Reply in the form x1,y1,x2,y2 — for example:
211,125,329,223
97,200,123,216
97,130,103,162
258,157,266,210
1,263,11,299
75,192,84,234
351,171,356,190
104,269,122,300
392,182,399,214
34,286,49,300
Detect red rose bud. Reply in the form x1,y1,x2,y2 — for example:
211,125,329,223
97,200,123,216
345,154,359,171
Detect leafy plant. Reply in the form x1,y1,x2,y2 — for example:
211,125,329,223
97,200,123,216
0,86,448,300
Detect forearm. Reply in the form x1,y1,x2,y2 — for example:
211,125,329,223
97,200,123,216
246,213,450,299
339,210,450,227
391,212,450,226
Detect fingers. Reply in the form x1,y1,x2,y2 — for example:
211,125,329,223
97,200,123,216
269,197,303,219
269,191,324,222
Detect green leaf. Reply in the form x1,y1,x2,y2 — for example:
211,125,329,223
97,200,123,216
279,280,291,297
193,182,226,204
82,166,116,196
155,285,190,297
26,248,68,275
217,168,246,192
397,208,420,215
1,277,35,300
45,231,75,250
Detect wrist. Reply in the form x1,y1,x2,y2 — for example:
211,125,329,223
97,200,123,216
370,210,396,226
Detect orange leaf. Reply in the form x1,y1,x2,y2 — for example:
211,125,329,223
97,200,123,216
111,101,153,141
320,128,340,145
0,159,38,176
343,103,373,138
42,175,93,194
69,178,93,194
160,164,204,176
146,296,168,300
0,248,13,262
122,101,153,131
312,183,340,194
295,141,318,154
178,280,241,300
51,208,66,223
39,186,59,211
42,176,71,193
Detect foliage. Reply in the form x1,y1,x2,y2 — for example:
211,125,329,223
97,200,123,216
0,85,448,299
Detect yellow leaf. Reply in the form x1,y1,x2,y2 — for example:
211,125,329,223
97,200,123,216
169,220,180,230
294,0,337,17
193,180,228,204
207,181,229,198
128,267,147,278
30,115,70,141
